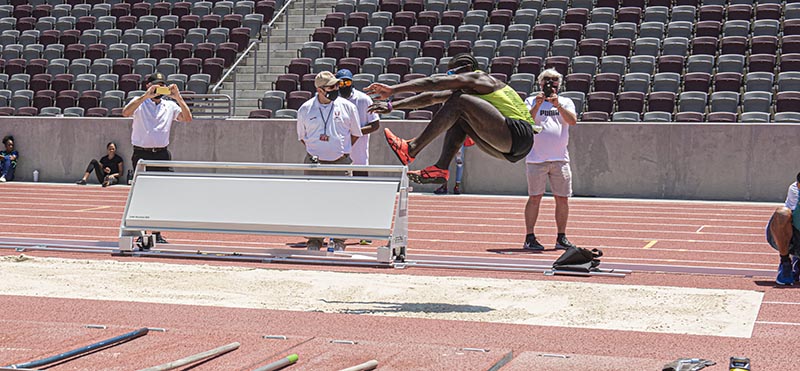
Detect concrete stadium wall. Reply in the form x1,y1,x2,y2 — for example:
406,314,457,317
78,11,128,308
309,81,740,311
2,117,798,202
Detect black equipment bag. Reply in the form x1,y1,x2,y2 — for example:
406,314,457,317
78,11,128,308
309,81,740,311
552,246,603,272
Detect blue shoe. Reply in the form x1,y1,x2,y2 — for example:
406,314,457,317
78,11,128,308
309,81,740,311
793,256,800,283
777,260,794,285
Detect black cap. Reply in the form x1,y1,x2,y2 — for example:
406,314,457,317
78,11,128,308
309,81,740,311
146,72,166,84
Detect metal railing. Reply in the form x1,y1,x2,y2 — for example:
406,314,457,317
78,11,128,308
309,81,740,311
180,94,233,119
211,0,315,114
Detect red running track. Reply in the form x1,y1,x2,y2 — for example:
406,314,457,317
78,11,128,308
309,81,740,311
0,183,798,370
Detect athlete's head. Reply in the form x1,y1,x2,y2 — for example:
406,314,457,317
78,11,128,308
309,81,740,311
447,53,479,75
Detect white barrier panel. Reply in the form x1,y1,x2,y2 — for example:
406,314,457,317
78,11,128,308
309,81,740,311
119,161,409,264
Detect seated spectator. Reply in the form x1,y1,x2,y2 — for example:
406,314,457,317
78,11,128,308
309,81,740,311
767,172,800,285
0,135,18,182
76,142,124,187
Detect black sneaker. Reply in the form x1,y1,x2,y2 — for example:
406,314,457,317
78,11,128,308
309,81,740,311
523,235,545,251
555,236,576,250
155,233,168,244
76,179,86,185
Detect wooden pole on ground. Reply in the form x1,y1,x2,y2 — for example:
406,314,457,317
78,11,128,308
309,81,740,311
138,342,240,371
337,359,378,371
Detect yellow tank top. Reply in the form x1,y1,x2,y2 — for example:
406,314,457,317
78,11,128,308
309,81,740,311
475,85,535,124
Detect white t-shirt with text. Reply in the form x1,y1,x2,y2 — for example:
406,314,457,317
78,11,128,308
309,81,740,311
523,95,576,164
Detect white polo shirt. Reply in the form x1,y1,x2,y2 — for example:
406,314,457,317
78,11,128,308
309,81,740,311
345,89,380,165
523,96,576,163
130,98,183,148
296,95,362,161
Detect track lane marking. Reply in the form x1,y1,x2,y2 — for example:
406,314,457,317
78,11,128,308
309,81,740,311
75,206,112,212
643,240,658,249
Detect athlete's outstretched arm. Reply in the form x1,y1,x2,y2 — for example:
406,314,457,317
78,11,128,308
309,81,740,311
368,91,452,114
365,73,494,100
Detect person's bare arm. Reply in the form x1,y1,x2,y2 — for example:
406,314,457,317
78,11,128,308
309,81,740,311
547,95,577,126
361,120,380,135
368,91,452,114
365,73,495,100
169,84,193,122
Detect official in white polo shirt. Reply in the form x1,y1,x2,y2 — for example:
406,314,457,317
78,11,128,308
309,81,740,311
335,69,380,177
296,71,362,252
297,71,362,165
122,72,192,246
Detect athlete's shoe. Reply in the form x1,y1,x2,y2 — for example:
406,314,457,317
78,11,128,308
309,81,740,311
434,184,448,194
407,165,449,184
793,256,800,283
777,260,795,286
523,235,545,251
555,235,576,250
76,179,86,185
384,128,415,165
453,184,461,194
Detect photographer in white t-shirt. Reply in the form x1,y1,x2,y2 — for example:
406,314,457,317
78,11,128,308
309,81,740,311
521,68,578,251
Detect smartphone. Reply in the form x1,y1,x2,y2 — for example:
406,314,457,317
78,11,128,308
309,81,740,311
156,86,171,95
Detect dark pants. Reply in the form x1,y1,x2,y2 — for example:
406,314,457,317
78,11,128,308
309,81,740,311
131,147,171,238
0,156,14,181
85,159,119,185
131,147,172,173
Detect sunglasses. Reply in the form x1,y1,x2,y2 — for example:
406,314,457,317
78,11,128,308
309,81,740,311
338,79,353,87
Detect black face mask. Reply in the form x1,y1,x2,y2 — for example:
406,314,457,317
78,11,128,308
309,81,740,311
325,89,339,101
339,85,353,98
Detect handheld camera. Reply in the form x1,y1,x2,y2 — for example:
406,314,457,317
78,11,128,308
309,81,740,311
156,86,171,96
542,80,555,98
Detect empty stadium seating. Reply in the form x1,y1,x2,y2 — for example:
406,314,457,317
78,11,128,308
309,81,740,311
252,0,800,121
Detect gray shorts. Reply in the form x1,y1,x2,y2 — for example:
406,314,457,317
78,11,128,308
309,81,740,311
526,161,572,197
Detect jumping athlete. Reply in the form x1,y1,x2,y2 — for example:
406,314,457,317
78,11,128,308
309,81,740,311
365,53,541,184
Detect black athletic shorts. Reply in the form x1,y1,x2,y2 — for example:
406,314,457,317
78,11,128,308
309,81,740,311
502,117,535,163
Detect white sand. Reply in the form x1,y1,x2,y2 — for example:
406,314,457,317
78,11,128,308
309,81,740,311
0,255,763,338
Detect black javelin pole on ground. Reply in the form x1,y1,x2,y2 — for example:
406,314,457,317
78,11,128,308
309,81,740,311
4,327,150,369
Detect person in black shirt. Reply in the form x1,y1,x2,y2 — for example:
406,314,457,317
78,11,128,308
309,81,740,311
76,142,124,187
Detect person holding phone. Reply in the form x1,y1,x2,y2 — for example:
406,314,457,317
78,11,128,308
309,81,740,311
122,72,192,246
521,68,578,251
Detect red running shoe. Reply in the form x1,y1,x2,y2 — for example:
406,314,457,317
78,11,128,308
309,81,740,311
408,165,449,184
384,128,415,165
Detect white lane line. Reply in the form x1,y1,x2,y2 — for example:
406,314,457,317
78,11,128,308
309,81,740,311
75,206,112,213
762,301,800,305
756,321,800,326
643,240,658,249
696,225,705,233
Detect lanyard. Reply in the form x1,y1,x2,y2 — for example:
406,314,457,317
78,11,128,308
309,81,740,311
318,104,334,136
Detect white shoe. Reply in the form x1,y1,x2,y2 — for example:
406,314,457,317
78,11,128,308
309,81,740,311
0,176,6,183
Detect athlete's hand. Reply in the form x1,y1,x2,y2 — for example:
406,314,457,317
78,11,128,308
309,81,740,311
368,101,391,114
364,83,394,100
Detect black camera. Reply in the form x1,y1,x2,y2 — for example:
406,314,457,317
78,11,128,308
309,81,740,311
542,80,555,98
